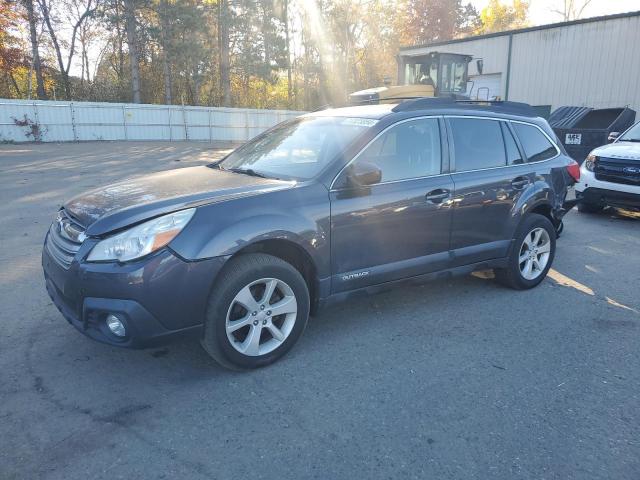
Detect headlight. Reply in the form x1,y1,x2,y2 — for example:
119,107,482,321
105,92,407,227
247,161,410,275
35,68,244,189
87,209,195,262
584,154,597,172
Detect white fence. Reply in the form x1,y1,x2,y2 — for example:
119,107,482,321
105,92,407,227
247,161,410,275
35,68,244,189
0,99,303,143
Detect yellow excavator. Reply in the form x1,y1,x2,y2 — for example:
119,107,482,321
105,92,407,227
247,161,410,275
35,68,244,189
349,52,474,105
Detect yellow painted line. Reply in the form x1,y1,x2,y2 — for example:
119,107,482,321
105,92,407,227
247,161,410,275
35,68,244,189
548,269,638,315
547,269,594,296
471,270,495,280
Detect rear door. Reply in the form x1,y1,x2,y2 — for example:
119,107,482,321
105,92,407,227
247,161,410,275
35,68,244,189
330,117,454,292
446,116,533,266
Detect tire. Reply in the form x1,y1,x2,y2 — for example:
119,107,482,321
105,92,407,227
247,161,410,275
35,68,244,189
495,214,556,290
201,253,310,370
577,201,604,214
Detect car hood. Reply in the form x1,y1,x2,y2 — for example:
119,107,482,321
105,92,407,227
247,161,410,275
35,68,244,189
65,166,294,236
592,141,640,161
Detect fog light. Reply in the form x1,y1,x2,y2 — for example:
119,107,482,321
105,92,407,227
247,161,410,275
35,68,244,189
106,314,126,337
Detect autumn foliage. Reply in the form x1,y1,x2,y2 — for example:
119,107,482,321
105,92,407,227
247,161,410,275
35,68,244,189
1,0,531,110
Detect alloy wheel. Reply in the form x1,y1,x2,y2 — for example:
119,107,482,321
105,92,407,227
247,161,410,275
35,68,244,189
518,227,552,280
225,278,298,356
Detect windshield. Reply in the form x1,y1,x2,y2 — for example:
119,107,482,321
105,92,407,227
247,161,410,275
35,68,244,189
619,122,640,142
219,116,376,180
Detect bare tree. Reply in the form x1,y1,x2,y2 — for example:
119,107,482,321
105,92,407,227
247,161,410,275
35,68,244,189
552,0,594,21
123,0,141,103
111,0,126,82
218,0,231,106
37,0,97,99
158,0,172,104
22,0,47,99
78,5,101,85
283,0,291,106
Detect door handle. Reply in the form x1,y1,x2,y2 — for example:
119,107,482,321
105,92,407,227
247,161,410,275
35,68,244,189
511,176,530,189
425,189,450,204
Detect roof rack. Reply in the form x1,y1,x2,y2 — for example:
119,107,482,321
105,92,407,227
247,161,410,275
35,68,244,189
391,97,537,117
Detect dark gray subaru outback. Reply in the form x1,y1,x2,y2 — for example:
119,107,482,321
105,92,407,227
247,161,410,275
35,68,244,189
42,98,579,369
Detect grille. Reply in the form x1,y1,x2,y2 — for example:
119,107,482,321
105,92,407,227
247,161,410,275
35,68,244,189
45,210,85,269
595,157,640,186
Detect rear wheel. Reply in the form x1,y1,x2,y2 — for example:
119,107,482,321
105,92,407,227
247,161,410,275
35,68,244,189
201,253,310,370
495,214,556,290
577,201,604,214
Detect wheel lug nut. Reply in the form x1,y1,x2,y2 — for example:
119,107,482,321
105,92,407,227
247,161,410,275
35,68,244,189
262,320,267,325
252,311,257,316
266,310,271,316
260,305,265,310
253,320,258,326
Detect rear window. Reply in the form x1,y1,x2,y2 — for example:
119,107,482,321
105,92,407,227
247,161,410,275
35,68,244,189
449,118,506,171
502,123,524,165
512,123,558,162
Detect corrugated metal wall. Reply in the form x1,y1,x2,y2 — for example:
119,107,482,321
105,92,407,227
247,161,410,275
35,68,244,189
509,15,640,112
0,99,303,143
400,13,640,114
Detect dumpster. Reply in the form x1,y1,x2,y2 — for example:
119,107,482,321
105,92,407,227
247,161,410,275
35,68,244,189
550,106,636,163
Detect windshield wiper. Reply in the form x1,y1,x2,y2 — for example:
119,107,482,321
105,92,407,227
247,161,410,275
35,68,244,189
227,167,271,179
620,138,640,142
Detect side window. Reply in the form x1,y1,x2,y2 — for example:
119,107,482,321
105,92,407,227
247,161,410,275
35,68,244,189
354,118,441,183
449,118,506,171
512,123,558,162
501,122,524,165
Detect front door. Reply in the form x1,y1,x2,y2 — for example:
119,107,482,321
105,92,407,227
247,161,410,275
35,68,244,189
330,117,454,293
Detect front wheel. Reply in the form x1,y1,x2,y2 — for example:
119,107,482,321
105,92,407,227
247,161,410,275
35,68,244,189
495,214,556,290
201,253,310,370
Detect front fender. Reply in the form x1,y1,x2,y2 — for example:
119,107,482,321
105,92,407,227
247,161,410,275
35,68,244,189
184,215,323,259
168,183,331,277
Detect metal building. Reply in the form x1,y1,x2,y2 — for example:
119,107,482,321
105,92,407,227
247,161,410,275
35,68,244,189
398,11,640,116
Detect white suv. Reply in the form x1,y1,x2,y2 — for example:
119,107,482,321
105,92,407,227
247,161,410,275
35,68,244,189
576,120,640,212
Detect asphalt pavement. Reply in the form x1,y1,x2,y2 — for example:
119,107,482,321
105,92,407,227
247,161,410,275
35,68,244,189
1,142,639,480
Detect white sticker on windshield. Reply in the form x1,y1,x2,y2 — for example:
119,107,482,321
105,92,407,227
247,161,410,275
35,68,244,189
341,118,378,127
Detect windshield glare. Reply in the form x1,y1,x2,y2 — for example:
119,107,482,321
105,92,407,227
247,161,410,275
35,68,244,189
220,116,376,180
620,122,640,142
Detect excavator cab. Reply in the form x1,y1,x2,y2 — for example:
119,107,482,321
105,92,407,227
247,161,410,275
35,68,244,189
349,52,472,105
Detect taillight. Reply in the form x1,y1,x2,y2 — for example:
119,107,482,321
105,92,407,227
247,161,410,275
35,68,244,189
566,160,580,182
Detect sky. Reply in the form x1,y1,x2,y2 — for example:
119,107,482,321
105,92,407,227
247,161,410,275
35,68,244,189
470,0,640,25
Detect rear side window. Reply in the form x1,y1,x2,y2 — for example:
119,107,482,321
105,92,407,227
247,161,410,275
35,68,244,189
354,118,441,183
512,123,558,162
501,123,524,165
449,118,506,171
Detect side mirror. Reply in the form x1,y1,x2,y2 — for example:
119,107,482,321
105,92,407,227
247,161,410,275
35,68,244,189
608,132,621,143
347,161,382,187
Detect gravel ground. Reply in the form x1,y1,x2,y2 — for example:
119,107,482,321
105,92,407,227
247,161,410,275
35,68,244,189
1,141,639,480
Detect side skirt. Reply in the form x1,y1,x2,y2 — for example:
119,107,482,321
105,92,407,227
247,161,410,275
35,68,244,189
317,257,509,311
